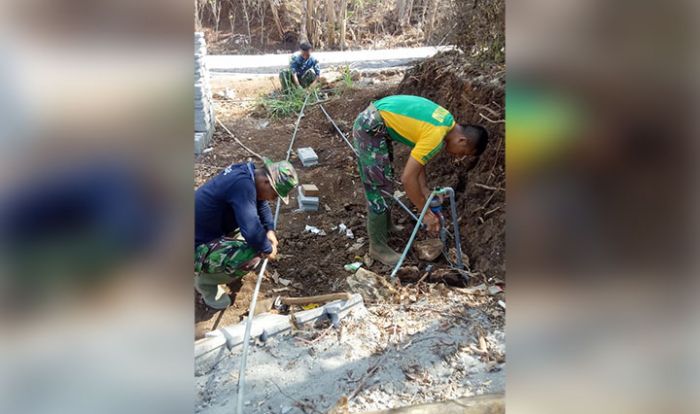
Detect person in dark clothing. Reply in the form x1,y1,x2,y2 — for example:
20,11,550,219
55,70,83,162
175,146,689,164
194,158,298,309
279,42,320,92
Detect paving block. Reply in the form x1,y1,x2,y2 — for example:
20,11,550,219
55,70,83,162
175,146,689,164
195,119,211,132
296,147,319,167
298,204,318,212
301,184,320,197
194,132,209,154
297,186,319,211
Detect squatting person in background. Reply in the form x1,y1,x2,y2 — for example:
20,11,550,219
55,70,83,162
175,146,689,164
194,159,298,309
279,42,320,92
353,95,489,266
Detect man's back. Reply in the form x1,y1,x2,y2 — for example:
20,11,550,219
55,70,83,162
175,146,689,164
195,163,273,254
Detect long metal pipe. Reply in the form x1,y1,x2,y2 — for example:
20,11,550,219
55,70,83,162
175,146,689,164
313,90,358,157
389,188,445,279
273,92,309,225
319,103,358,156
380,189,421,224
235,258,268,414
237,92,310,414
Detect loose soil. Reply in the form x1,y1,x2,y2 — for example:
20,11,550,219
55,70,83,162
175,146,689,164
195,54,504,337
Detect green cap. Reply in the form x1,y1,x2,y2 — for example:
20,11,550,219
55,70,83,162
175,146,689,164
263,158,298,204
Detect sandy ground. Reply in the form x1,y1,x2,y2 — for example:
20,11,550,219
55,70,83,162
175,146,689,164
195,282,505,414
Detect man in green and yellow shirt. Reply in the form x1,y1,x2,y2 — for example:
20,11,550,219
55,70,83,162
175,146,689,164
352,95,488,265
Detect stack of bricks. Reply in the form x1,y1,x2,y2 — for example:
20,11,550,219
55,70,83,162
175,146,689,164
298,184,320,212
194,32,216,155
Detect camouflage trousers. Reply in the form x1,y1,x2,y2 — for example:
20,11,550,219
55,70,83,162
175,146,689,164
353,103,394,214
194,236,262,309
279,68,317,92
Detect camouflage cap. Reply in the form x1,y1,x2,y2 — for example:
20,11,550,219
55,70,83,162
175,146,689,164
263,158,298,204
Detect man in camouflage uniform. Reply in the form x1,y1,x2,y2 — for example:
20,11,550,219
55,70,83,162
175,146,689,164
279,42,320,93
194,158,298,309
353,95,489,266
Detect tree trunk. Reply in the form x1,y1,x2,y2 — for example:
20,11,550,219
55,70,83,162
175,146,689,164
268,0,285,40
300,0,309,43
306,0,315,46
339,0,348,50
406,0,415,25
326,0,336,48
425,0,439,40
259,1,265,45
396,0,410,29
241,0,252,44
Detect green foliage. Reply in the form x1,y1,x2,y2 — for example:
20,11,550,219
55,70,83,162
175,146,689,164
340,65,354,90
257,88,308,119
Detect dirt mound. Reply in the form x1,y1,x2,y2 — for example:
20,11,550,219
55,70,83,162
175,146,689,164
398,51,505,279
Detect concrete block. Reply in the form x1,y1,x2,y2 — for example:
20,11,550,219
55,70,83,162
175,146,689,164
194,98,209,110
296,147,318,167
297,186,319,211
195,121,210,132
195,117,211,130
194,132,209,154
298,204,318,212
293,293,364,325
297,186,319,204
301,184,320,197
195,127,215,155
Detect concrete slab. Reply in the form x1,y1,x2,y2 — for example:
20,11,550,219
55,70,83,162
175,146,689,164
194,294,365,374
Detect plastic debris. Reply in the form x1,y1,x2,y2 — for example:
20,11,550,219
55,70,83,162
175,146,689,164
304,225,326,235
344,262,363,272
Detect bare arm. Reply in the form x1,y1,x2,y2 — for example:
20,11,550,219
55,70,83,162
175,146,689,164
402,158,440,233
418,167,430,198
292,73,301,87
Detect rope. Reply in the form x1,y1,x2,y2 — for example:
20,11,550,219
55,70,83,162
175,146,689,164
236,92,310,414
216,118,264,161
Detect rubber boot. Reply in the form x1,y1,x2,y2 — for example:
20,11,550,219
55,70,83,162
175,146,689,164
368,211,402,266
386,208,405,233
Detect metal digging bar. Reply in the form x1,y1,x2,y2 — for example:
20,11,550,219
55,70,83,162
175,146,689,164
389,187,465,280
236,92,310,414
380,189,422,225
